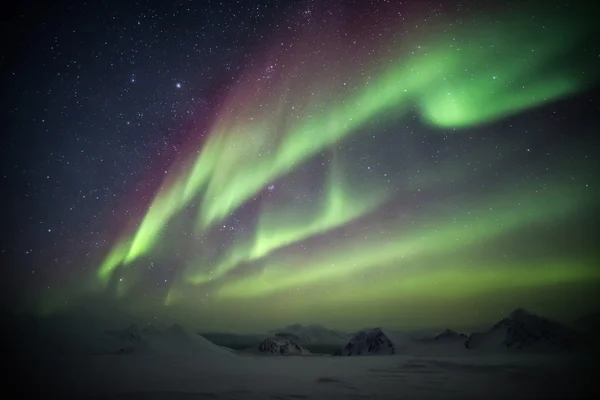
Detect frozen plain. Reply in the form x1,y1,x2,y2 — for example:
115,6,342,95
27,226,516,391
31,348,597,399
11,313,598,400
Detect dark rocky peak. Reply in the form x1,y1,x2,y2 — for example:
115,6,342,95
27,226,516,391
434,329,467,340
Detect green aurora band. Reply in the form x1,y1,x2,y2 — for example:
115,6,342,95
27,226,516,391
214,181,598,299
187,151,391,284
80,3,600,325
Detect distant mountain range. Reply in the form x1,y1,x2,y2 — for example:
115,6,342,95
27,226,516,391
199,309,600,357
336,308,596,356
268,323,350,346
432,329,468,341
14,306,597,358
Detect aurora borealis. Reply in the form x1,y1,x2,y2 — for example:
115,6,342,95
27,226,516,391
4,0,600,331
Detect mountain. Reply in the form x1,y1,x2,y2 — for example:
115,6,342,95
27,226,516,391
400,329,469,356
256,337,310,356
465,308,586,352
336,328,409,356
432,329,468,342
93,323,234,356
94,324,145,354
269,323,350,345
201,332,265,350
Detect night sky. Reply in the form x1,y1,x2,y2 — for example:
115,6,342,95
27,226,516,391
3,0,599,332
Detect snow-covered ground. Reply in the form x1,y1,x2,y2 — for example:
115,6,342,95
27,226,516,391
25,347,597,399
9,311,598,399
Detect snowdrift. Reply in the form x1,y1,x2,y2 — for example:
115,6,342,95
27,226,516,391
92,323,235,356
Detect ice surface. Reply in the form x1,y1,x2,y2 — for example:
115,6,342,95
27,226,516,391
36,349,598,399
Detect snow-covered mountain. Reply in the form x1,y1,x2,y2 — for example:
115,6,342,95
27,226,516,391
432,329,468,342
256,337,311,356
200,332,265,350
400,329,470,356
465,308,586,352
269,323,350,345
94,324,144,354
335,328,410,356
93,323,234,356
412,328,467,343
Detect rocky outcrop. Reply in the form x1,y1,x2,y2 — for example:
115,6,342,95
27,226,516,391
257,337,310,355
336,328,405,356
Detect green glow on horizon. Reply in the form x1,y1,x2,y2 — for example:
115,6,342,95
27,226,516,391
364,260,599,301
287,259,600,307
